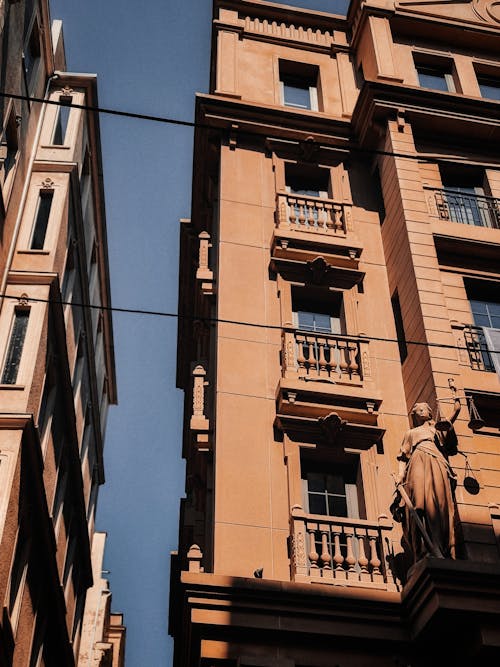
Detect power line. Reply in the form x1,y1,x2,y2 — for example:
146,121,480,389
2,292,498,355
1,91,495,167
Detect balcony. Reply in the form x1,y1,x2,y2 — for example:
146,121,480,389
272,192,363,265
277,328,381,421
290,506,398,590
283,328,364,382
432,189,500,229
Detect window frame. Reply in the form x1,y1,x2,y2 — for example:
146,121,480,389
1,306,30,385
278,60,320,112
413,53,458,93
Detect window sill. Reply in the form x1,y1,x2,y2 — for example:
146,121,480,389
40,144,71,150
17,249,50,255
0,384,25,391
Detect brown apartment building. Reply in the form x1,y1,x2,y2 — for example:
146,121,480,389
0,2,124,665
170,0,500,665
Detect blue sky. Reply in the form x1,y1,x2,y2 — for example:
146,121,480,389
49,1,348,664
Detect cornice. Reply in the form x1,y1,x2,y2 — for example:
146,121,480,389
352,80,500,150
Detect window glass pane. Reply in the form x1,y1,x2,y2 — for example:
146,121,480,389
308,493,326,515
472,313,490,327
328,495,348,518
326,473,345,494
31,192,53,249
306,472,324,492
417,67,450,91
297,311,315,331
487,303,500,317
490,317,500,329
314,313,332,333
2,310,29,384
478,76,500,100
52,97,72,145
283,81,311,109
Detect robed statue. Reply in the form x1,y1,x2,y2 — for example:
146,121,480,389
392,395,461,563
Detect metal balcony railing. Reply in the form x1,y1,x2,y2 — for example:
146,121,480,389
463,325,495,371
433,189,500,229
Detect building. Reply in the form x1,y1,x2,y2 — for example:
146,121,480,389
170,0,500,665
0,2,124,665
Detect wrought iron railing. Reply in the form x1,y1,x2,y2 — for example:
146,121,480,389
463,325,494,371
433,189,500,229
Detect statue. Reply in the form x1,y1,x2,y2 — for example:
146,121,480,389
392,390,461,564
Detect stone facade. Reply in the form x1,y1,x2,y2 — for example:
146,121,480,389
170,0,500,665
0,3,124,665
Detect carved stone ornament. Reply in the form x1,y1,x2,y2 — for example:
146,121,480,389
318,411,346,444
18,293,29,306
40,177,55,190
307,256,331,284
59,85,74,96
299,136,320,163
473,0,500,23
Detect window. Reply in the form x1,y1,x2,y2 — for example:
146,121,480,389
293,288,343,334
52,96,73,145
466,391,500,431
30,190,53,249
477,74,500,101
391,291,407,363
8,528,30,629
52,456,68,527
301,458,365,519
279,61,319,111
285,163,329,198
0,111,19,187
23,21,41,91
464,280,500,371
1,308,29,384
415,63,455,92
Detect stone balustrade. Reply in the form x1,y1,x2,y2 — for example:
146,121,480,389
282,328,370,383
276,193,352,236
290,506,398,590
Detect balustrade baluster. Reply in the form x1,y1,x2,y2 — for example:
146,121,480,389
308,528,319,571
344,528,357,578
307,203,315,227
333,206,343,232
320,529,332,572
316,202,325,231
332,527,345,579
289,198,297,228
298,202,306,228
324,204,333,231
369,533,382,581
356,529,370,582
305,339,315,376
337,340,348,376
317,339,328,377
347,342,359,376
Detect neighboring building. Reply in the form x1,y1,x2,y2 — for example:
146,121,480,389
170,0,500,665
0,2,124,665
